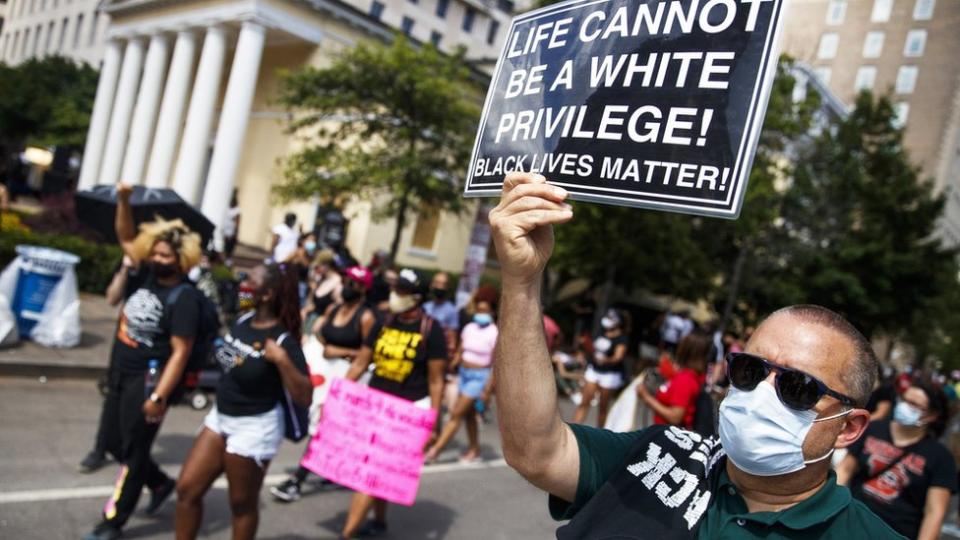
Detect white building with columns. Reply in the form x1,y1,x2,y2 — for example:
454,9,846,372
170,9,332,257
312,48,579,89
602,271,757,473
34,0,509,273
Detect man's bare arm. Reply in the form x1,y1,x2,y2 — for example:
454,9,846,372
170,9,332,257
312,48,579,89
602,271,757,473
491,172,580,502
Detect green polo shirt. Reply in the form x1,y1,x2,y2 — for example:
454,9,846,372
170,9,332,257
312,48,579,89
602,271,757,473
550,424,906,539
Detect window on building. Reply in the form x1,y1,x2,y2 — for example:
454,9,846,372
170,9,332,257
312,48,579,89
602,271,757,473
871,0,893,22
430,31,442,47
854,66,877,92
817,33,839,59
46,21,55,54
369,1,384,20
435,0,449,18
825,0,846,25
792,72,808,103
913,0,934,19
74,14,84,48
487,20,500,45
903,29,927,57
59,18,69,52
463,7,476,32
401,16,414,36
893,102,909,128
11,32,20,61
862,31,884,58
33,24,41,56
411,209,440,250
89,14,99,46
896,65,918,93
813,66,832,84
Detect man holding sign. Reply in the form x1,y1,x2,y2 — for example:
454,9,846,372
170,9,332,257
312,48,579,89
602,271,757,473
490,172,904,538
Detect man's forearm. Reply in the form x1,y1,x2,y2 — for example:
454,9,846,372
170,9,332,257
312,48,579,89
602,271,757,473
495,277,566,472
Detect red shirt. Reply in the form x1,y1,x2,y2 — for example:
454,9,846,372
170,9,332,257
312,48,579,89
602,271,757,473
543,315,561,351
653,368,704,429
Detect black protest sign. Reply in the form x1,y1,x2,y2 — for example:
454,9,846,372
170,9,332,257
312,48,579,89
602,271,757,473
464,0,786,218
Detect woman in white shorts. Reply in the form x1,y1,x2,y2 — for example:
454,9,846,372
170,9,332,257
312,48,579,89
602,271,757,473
174,263,312,540
573,309,630,427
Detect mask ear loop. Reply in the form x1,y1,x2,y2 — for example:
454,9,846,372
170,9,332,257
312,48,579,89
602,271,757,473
804,408,854,465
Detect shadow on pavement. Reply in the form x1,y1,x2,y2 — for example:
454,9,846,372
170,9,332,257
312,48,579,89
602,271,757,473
314,500,458,539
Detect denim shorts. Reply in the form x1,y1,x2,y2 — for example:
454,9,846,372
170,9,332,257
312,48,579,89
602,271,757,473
203,403,282,466
458,366,492,399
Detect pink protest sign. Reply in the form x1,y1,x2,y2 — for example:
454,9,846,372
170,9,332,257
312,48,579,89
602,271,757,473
300,378,437,506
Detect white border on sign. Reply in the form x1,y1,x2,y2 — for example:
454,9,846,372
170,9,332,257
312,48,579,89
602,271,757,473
463,0,787,220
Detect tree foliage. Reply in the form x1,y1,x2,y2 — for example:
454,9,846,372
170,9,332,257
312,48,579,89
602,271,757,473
0,56,98,150
276,37,481,258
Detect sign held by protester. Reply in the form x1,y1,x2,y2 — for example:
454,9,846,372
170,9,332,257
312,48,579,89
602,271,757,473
301,378,437,506
464,0,787,218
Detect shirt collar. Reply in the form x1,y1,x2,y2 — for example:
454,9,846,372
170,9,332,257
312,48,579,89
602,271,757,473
718,468,852,530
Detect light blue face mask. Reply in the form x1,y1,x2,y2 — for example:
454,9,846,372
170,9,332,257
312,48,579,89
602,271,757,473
893,400,925,426
719,382,851,477
473,313,493,326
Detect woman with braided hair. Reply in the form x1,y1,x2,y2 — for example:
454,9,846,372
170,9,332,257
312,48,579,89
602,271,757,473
175,263,312,540
84,184,203,540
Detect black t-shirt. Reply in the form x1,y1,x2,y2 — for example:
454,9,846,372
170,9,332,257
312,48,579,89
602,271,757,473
111,268,199,374
365,314,447,402
214,312,309,416
588,333,629,373
848,420,958,539
866,384,896,417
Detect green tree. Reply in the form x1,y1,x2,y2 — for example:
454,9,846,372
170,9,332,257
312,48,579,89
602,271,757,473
0,56,98,177
276,37,481,258
769,91,956,340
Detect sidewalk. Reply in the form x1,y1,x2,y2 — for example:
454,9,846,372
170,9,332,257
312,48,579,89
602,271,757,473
0,292,116,379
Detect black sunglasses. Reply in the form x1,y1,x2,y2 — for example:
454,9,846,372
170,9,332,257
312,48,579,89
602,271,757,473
726,353,857,411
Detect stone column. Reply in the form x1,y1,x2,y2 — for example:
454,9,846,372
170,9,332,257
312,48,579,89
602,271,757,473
145,30,197,188
200,21,266,248
77,39,123,190
172,25,226,204
98,37,145,186
121,33,170,185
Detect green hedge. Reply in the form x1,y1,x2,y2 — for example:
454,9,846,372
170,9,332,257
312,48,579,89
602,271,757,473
0,229,123,294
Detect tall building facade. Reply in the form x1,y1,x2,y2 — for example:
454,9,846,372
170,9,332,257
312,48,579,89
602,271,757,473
780,0,960,247
0,0,516,272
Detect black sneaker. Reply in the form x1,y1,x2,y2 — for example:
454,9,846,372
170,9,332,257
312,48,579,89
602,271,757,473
82,522,121,540
270,478,301,502
78,451,107,474
144,478,175,515
356,519,388,537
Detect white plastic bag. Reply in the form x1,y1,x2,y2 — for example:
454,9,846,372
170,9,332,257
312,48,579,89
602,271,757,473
31,265,81,348
0,258,21,347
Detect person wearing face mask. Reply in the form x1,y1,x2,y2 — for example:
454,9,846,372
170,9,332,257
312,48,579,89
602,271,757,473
271,266,378,503
423,271,460,354
83,184,203,540
488,172,902,540
836,383,956,539
335,267,447,539
425,299,499,463
303,250,342,334
573,308,629,428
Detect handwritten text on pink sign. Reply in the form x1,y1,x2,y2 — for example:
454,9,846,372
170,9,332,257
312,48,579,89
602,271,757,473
300,378,437,506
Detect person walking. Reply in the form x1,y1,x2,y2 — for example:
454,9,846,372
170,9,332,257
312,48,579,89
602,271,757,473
487,172,901,539
572,308,629,428
174,263,312,540
337,268,447,539
425,299,498,463
836,383,957,539
271,266,378,502
222,190,241,265
636,330,710,429
271,212,300,263
83,184,203,540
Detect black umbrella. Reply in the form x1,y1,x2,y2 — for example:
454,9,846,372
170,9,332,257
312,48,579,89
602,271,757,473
74,185,215,246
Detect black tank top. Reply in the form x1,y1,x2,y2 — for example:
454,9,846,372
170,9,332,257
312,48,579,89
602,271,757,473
320,304,366,349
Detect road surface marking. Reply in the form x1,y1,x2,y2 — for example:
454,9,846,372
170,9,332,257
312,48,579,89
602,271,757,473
0,459,508,504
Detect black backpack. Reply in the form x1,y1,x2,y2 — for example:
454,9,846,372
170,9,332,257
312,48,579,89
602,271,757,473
166,282,221,403
690,385,717,438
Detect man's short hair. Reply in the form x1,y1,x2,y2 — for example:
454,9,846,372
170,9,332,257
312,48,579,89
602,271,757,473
770,305,877,408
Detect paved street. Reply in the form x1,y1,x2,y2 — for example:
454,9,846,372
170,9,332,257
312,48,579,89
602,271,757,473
0,376,562,539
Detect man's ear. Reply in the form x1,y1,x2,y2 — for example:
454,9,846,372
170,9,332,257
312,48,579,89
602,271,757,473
835,409,870,449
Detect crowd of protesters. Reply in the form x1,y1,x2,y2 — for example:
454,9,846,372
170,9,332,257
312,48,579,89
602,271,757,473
74,182,960,540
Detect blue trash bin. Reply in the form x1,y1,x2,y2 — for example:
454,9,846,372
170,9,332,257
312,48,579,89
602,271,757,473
10,245,80,337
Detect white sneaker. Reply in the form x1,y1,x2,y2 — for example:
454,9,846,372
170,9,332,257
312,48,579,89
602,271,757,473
570,392,582,405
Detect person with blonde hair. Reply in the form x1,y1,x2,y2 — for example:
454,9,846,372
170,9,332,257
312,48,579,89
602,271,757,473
84,184,204,540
